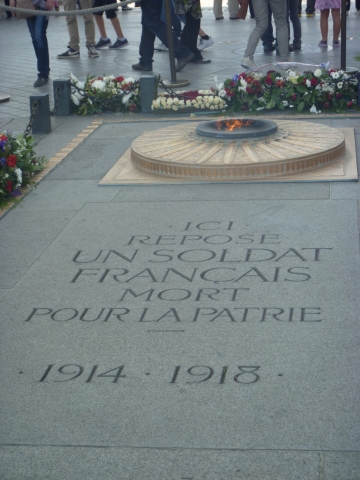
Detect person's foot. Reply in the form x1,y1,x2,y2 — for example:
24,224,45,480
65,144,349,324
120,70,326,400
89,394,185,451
192,57,211,64
154,42,168,51
230,16,240,19
241,56,256,69
306,12,315,16
215,16,224,19
87,45,99,57
176,52,195,72
109,38,129,49
95,38,111,49
57,47,80,59
198,37,214,51
263,43,275,52
132,63,152,71
318,39,327,47
292,43,302,50
333,40,340,47
121,5,132,10
34,77,48,87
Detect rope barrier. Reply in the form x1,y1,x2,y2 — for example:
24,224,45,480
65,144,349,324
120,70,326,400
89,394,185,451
0,0,136,16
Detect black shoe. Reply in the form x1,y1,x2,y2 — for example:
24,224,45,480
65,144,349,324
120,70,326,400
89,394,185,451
34,77,48,87
263,44,275,52
176,52,194,72
132,62,152,71
289,44,295,52
292,43,302,50
215,16,224,19
57,47,80,59
192,57,211,64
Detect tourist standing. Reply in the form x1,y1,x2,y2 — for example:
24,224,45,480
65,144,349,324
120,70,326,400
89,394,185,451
241,0,289,69
92,0,129,49
316,0,340,47
10,0,53,86
213,0,239,19
57,0,98,58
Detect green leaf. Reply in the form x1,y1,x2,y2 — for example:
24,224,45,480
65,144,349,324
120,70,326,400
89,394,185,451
297,102,305,112
296,85,308,93
265,99,276,110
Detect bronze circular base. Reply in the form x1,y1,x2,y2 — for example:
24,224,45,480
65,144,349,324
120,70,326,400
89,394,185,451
131,120,345,180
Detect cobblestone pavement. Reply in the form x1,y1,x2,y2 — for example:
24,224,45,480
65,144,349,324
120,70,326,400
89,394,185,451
0,2,359,122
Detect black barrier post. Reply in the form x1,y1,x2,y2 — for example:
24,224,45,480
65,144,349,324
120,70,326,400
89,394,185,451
341,0,346,70
53,79,72,116
164,0,177,83
30,94,51,134
140,75,158,113
357,72,360,107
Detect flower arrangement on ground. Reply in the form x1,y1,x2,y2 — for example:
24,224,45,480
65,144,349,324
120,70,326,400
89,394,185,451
0,132,47,207
151,89,227,113
70,74,141,115
219,68,358,114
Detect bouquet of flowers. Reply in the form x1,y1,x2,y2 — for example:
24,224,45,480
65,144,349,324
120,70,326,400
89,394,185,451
70,74,141,115
152,89,227,113
0,131,47,207
219,68,358,114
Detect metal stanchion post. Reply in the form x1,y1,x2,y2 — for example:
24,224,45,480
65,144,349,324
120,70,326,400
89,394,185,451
30,94,51,134
160,0,190,88
340,0,346,70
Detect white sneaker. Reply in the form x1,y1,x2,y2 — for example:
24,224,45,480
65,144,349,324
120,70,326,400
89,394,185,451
154,42,168,51
198,37,215,51
87,45,99,57
241,56,256,69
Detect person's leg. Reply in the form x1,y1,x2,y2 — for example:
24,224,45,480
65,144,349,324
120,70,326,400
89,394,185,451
261,4,274,49
305,0,315,14
182,12,202,59
289,0,302,46
79,0,96,46
64,0,80,51
27,14,50,79
319,8,329,42
245,0,269,58
356,0,360,11
110,16,125,38
94,14,108,38
213,0,223,19
269,0,289,60
249,0,255,17
346,0,350,10
298,0,302,14
331,8,340,41
5,0,12,18
228,0,239,18
139,23,156,66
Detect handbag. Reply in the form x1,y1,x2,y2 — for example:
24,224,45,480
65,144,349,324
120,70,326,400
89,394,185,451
15,0,36,18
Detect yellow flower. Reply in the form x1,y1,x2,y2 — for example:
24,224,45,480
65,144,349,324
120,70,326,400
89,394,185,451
288,76,299,84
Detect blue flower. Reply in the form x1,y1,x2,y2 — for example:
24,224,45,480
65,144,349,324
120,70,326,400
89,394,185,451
0,157,6,166
10,188,22,197
232,74,239,82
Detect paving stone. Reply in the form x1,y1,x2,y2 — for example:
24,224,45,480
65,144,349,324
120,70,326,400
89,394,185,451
19,180,121,211
0,446,319,480
323,452,360,480
0,201,359,453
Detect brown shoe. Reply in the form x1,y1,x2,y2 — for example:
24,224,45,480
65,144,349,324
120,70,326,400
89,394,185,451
132,63,152,71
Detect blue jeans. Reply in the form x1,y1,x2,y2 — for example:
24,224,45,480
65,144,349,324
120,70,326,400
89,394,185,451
160,0,183,38
139,0,191,67
26,12,50,79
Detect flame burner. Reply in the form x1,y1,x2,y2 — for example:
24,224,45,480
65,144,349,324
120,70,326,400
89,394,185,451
196,118,278,140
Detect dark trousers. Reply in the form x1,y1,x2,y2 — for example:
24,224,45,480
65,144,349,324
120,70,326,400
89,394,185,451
261,4,274,47
305,0,315,14
26,12,50,79
249,0,254,17
139,0,190,67
287,0,301,45
5,0,12,18
181,12,201,61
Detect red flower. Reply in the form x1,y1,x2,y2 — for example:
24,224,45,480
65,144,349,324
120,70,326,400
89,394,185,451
347,101,353,108
291,93,297,101
239,72,247,79
229,81,236,87
323,102,331,109
276,80,284,88
0,134,8,142
326,94,333,100
310,78,318,86
115,76,124,82
246,76,253,84
6,154,17,167
5,180,13,192
265,76,273,86
335,92,342,99
246,87,255,94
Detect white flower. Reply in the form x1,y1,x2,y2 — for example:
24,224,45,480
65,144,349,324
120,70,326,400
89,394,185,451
14,167,22,185
306,79,311,88
77,81,85,89
330,71,340,79
122,92,132,105
314,69,322,77
71,94,80,106
218,89,226,97
304,92,309,96
92,80,106,91
289,105,294,108
282,101,289,106
337,82,343,89
173,98,179,104
310,104,320,114
256,107,265,110
70,73,79,83
123,77,136,84
186,100,192,107
288,70,297,77
4,173,9,179
172,105,178,111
